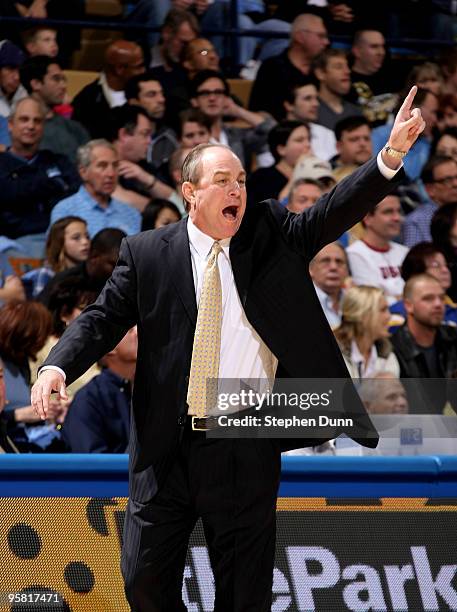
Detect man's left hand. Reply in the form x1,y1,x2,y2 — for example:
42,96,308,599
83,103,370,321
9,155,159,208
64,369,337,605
387,85,426,154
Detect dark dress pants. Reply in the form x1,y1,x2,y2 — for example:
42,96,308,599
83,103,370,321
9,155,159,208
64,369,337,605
121,424,281,611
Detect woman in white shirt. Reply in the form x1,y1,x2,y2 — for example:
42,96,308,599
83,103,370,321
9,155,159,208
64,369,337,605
334,285,400,379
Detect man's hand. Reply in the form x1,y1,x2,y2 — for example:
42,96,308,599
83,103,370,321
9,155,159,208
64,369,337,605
31,370,68,421
118,160,153,187
388,86,426,153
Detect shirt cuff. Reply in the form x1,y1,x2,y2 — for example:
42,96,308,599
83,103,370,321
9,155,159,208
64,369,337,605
38,365,66,381
376,150,403,180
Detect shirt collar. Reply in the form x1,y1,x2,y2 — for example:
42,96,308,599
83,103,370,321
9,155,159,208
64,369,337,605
313,283,343,309
81,185,112,210
350,340,377,375
187,217,231,261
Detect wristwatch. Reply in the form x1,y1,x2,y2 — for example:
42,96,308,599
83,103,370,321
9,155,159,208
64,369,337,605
384,143,407,159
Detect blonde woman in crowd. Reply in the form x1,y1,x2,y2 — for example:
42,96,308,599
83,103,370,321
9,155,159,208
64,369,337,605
334,285,400,379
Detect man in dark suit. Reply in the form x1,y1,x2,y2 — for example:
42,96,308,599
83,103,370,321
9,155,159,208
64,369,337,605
32,87,424,611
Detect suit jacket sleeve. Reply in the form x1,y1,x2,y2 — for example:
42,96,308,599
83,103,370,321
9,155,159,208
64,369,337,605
279,157,404,260
41,238,139,385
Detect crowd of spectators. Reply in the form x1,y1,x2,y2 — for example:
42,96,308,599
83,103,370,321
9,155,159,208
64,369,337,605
1,1,457,455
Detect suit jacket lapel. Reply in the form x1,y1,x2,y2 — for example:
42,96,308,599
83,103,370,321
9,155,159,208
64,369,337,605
164,220,197,325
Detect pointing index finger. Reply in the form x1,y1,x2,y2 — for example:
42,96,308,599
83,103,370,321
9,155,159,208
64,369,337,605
400,85,418,115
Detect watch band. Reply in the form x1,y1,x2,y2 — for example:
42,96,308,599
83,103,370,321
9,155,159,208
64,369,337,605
384,143,407,159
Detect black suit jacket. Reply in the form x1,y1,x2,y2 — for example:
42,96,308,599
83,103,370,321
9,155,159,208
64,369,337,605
71,80,112,139
43,157,403,502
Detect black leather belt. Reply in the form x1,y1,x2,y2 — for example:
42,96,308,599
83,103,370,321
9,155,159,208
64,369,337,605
190,415,219,431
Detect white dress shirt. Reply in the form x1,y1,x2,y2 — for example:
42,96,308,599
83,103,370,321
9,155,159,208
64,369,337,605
188,218,277,393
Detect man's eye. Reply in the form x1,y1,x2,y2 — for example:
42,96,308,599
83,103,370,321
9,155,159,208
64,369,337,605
238,179,246,186
217,178,228,185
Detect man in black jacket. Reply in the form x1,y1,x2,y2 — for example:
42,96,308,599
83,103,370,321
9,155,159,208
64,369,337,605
0,96,79,257
391,273,457,413
32,87,424,611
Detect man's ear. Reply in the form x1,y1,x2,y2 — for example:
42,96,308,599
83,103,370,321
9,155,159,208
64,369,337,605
284,99,293,115
190,97,198,108
181,181,195,206
404,298,413,316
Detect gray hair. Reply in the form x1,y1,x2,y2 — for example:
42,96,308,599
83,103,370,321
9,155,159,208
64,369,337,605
181,143,237,185
77,139,117,169
9,96,45,120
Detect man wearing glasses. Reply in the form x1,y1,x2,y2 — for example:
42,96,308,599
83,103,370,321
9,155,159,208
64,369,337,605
190,69,275,168
403,155,457,246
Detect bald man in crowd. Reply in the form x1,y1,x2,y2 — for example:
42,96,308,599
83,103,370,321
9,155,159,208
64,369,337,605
249,13,329,120
72,40,145,138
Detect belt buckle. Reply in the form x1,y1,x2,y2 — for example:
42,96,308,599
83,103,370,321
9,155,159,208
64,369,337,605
191,416,208,431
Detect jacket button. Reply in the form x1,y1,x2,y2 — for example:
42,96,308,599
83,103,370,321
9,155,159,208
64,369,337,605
177,415,186,426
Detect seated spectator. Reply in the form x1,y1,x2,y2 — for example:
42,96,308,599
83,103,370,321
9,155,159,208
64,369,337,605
286,178,324,214
247,120,311,205
0,40,27,118
3,0,84,67
0,357,18,452
358,372,409,415
147,108,210,187
161,36,221,123
249,13,329,121
347,194,408,304
30,275,100,399
390,242,457,328
19,55,89,163
391,274,457,413
437,94,457,132
190,70,275,169
334,285,400,379
332,116,372,180
150,8,199,71
108,104,185,214
431,202,457,302
404,62,444,98
283,77,337,161
0,97,80,257
125,72,178,173
348,29,397,126
0,301,66,452
177,108,211,149
289,155,336,191
22,216,90,299
183,37,220,79
37,228,126,307
313,48,362,131
72,41,145,139
372,88,438,182
141,199,181,231
432,127,457,163
402,155,457,247
50,139,141,238
62,326,137,453
21,26,58,59
309,242,349,329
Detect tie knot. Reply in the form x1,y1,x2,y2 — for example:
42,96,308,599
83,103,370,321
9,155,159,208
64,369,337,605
211,241,223,257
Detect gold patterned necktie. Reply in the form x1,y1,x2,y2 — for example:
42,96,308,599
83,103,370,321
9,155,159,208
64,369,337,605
187,241,223,417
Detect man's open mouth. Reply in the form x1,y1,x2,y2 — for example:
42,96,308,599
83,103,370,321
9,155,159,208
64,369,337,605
222,205,238,220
